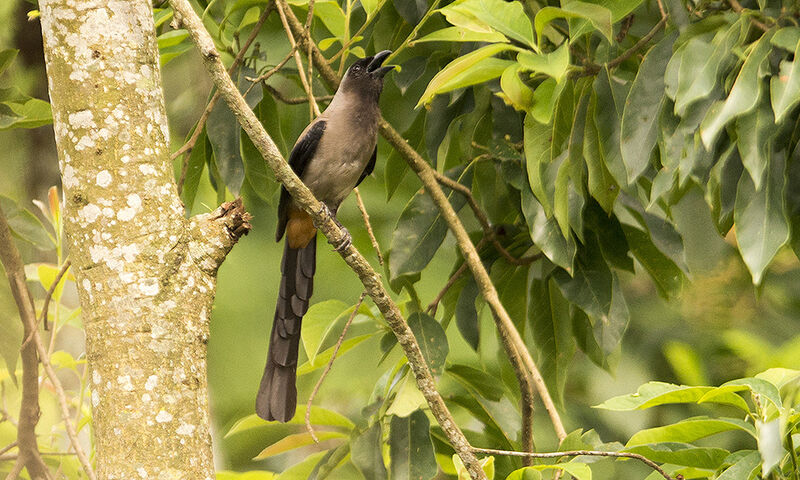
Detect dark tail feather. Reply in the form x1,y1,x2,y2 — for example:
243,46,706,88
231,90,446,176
256,235,316,421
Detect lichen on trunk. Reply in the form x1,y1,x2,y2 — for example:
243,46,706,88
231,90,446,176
38,0,249,477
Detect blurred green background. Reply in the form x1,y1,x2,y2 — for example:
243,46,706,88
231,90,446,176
1,0,798,476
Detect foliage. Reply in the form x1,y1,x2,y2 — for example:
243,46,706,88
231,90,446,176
2,0,800,478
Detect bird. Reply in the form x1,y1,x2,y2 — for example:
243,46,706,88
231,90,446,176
256,50,394,422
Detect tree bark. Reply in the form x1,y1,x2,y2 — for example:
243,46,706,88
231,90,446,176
38,1,250,477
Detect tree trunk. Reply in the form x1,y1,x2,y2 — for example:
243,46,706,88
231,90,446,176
38,1,250,477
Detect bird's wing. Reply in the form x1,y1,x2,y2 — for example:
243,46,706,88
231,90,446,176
354,146,377,188
276,120,327,242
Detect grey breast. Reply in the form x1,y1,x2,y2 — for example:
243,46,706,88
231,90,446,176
301,92,378,210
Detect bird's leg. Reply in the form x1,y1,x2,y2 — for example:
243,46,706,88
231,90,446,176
314,203,352,252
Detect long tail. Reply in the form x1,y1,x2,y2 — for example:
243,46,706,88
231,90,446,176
256,235,316,421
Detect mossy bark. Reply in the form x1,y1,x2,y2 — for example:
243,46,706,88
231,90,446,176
39,1,249,478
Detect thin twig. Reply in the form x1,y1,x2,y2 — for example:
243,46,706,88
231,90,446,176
427,262,468,316
354,188,383,266
656,0,667,18
175,2,275,193
0,441,18,456
306,292,367,443
471,448,676,480
261,84,333,105
433,170,542,266
0,210,96,480
38,259,70,331
275,0,321,117
579,15,668,76
0,208,51,480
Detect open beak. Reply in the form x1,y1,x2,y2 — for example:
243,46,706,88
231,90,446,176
367,50,394,77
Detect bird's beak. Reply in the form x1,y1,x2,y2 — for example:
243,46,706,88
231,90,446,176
367,50,394,77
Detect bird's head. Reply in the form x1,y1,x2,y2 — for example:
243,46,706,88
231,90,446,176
339,50,394,101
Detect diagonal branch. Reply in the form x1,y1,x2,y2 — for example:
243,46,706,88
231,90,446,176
278,0,567,447
169,1,487,478
0,209,92,480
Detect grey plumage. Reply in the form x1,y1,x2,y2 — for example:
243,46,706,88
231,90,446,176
257,50,393,422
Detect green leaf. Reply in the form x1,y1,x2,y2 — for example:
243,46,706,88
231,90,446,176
455,275,480,351
0,97,52,130
216,471,276,480
413,27,508,45
360,0,379,17
592,68,628,187
157,29,189,49
225,407,355,437
620,33,675,183
453,455,495,480
671,19,744,116
505,467,542,480
254,431,347,459
771,27,800,52
717,377,782,409
351,422,388,480
528,273,575,404
389,410,437,480
207,103,243,196
386,371,427,417
736,98,776,190
529,77,564,124
180,128,208,212
770,38,800,123
417,44,516,107
622,225,685,299
700,32,773,149
438,0,535,48
518,43,570,82
595,382,749,412
389,167,470,284
508,462,591,480
297,334,375,375
535,2,612,46
500,64,532,111
623,443,729,469
734,149,790,285
521,186,576,272
716,451,760,480
275,451,327,480
553,234,612,322
0,196,54,249
626,417,756,446
583,95,619,212
524,114,554,213
0,49,19,76
300,299,349,365
408,312,449,376
445,364,504,402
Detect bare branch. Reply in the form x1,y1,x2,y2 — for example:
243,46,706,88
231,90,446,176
275,0,320,117
306,292,366,442
38,259,70,331
472,447,677,480
354,188,383,266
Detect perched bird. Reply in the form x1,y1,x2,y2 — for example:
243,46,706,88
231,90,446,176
256,50,394,422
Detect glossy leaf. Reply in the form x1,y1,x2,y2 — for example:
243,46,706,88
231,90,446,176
225,407,355,437
528,273,575,404
407,312,449,376
521,186,576,272
386,371,427,417
506,462,591,480
389,410,437,480
770,27,800,52
274,451,327,480
700,32,772,149
445,364,504,401
216,471,276,480
0,195,53,249
770,38,800,123
529,77,563,124
622,225,685,299
554,234,612,322
180,128,208,212
297,334,375,375
500,64,532,111
595,382,749,412
413,27,508,45
535,2,612,46
254,431,346,459
351,422,388,480
438,0,535,48
207,103,243,195
300,299,349,365
389,167,470,284
734,150,789,285
583,95,619,212
592,68,628,187
0,97,52,130
517,43,570,82
455,275,480,351
417,44,516,107
620,33,675,183
716,451,761,480
626,417,756,446
736,98,776,190
623,443,729,469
